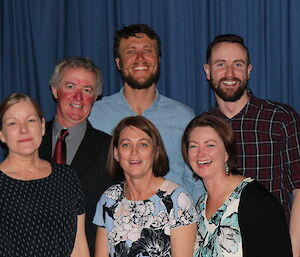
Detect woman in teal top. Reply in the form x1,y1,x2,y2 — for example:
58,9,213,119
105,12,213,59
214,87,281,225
182,113,292,257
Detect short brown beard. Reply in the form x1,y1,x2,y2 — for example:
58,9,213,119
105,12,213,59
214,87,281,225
119,62,160,90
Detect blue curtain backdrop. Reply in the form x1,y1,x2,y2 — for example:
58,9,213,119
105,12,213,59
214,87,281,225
1,0,300,159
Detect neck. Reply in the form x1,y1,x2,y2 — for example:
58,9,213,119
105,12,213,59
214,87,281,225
215,91,250,118
124,84,156,115
124,174,164,201
204,174,244,198
0,151,49,180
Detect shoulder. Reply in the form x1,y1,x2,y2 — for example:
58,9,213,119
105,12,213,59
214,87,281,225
92,91,121,110
86,121,112,142
101,183,124,201
239,180,284,215
251,96,300,121
158,94,195,118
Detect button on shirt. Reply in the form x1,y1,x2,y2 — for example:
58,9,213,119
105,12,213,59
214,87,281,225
88,87,205,202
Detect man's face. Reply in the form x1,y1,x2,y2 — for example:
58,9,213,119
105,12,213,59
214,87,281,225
115,33,160,89
51,67,97,128
204,42,252,102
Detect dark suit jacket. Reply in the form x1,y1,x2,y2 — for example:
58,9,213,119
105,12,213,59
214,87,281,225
39,120,115,256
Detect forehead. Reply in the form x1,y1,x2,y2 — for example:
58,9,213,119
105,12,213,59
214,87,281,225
61,67,97,85
119,126,152,140
210,42,248,62
189,126,223,142
4,100,37,119
119,34,158,50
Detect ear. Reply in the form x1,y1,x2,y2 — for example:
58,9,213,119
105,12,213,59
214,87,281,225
115,58,121,71
113,146,119,162
224,151,229,162
247,64,252,79
0,131,6,143
51,86,58,99
203,64,211,80
41,118,46,136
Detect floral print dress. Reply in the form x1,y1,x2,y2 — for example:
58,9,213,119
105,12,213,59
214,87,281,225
93,179,197,257
194,177,254,257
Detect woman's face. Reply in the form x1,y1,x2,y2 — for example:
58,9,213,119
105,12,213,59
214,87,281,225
114,126,157,180
187,126,228,180
0,100,45,157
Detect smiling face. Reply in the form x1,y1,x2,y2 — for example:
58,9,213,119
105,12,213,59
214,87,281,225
0,100,45,157
204,42,252,102
115,33,160,90
113,126,157,180
51,67,97,128
187,126,228,181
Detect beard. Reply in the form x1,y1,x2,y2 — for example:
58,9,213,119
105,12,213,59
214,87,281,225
210,77,248,102
120,62,160,90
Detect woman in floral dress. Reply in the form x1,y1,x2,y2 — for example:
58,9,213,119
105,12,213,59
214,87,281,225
93,116,197,257
181,113,292,257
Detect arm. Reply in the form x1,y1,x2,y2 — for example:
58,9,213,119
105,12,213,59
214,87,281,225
95,227,109,257
170,223,197,257
290,189,300,257
239,183,292,257
71,214,90,257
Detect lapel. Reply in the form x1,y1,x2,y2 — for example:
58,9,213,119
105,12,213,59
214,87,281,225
71,121,96,175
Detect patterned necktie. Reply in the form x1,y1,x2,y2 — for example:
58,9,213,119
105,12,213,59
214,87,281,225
52,129,69,164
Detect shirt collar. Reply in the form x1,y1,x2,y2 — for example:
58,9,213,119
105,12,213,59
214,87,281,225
118,86,160,114
53,119,87,140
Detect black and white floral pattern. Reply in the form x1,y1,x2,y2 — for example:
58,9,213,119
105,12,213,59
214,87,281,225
93,179,197,256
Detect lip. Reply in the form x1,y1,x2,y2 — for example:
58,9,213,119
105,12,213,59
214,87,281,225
69,103,84,109
18,138,33,143
129,160,143,164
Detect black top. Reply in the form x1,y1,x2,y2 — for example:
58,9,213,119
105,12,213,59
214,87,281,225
0,163,84,257
239,180,292,257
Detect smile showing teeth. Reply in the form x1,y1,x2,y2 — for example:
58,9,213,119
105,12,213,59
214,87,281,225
134,66,148,71
197,160,212,165
70,104,83,109
129,160,143,164
223,81,236,85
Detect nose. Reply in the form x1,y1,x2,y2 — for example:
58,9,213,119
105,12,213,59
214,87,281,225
225,65,233,78
19,122,29,134
74,90,83,100
130,145,138,155
135,51,146,62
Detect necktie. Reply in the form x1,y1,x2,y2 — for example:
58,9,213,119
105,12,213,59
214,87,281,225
52,129,69,164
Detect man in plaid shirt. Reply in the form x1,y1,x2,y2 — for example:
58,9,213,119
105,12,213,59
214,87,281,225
204,34,300,256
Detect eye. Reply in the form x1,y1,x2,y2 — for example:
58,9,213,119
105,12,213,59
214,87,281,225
216,63,225,67
144,48,153,54
235,62,243,67
7,121,16,126
188,144,198,149
83,87,93,94
28,118,36,123
207,144,215,148
139,143,148,147
66,83,75,89
121,143,130,148
126,49,136,55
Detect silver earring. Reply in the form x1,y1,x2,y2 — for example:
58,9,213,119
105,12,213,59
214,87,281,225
225,162,230,176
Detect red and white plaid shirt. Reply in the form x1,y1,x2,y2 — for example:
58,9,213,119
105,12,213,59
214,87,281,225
209,92,300,219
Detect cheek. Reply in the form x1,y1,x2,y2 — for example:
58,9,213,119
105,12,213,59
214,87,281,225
83,95,95,106
57,91,73,102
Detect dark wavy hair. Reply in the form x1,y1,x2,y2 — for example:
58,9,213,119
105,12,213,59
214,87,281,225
113,24,161,59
